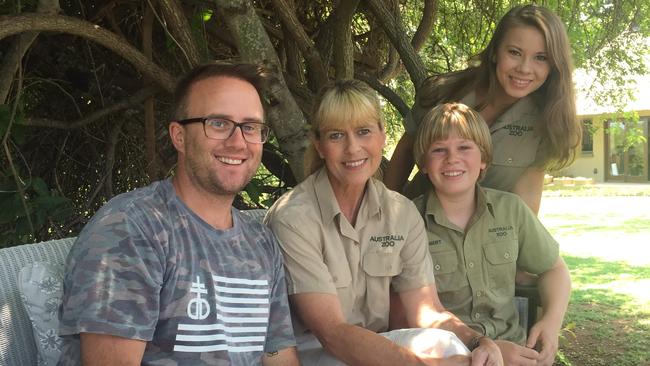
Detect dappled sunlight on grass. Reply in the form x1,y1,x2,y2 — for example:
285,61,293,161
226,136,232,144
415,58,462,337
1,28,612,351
564,255,650,331
564,255,650,305
541,196,650,365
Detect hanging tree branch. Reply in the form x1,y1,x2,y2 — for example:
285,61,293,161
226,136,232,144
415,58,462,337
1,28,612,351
411,0,436,52
269,0,328,86
355,71,409,118
0,0,61,103
19,85,161,129
0,13,175,92
362,0,427,88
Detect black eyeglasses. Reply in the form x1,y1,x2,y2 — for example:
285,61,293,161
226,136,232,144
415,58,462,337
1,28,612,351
177,117,270,144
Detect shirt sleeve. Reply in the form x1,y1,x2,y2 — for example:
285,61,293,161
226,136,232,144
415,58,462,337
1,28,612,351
59,208,165,341
266,214,338,295
515,199,559,274
264,233,297,353
391,200,435,292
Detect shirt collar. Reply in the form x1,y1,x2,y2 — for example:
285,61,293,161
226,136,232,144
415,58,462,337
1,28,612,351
313,167,382,224
423,184,494,231
461,91,539,131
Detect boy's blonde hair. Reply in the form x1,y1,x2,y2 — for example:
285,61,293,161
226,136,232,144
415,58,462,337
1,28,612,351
304,79,384,177
414,103,492,180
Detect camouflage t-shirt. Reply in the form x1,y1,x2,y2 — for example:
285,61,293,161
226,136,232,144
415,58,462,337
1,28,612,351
58,179,295,365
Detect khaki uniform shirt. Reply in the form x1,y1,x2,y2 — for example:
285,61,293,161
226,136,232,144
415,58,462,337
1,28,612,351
404,91,542,196
413,186,559,344
265,168,434,335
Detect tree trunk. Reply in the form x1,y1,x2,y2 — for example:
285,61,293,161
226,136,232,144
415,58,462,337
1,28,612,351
215,0,308,181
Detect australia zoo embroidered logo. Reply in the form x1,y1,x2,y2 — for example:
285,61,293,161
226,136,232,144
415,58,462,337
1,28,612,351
369,234,405,252
504,124,533,136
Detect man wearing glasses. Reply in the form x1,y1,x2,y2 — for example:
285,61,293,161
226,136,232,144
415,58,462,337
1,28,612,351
59,63,299,365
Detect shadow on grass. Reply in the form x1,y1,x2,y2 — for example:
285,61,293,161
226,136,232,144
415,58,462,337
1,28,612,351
557,255,649,366
565,255,650,287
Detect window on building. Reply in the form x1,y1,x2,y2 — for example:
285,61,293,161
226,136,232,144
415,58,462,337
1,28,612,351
581,119,594,155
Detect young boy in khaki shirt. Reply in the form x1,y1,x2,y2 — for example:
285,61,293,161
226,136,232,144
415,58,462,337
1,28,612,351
411,103,571,366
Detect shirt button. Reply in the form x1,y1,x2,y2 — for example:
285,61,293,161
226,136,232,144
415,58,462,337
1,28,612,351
504,252,511,259
468,262,474,268
474,313,481,319
506,158,513,164
332,276,338,282
434,264,441,271
387,264,393,270
476,291,482,297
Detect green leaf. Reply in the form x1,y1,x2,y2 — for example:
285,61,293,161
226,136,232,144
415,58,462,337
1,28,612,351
31,177,49,197
201,9,213,22
15,217,33,236
49,203,74,222
0,193,26,224
32,195,71,212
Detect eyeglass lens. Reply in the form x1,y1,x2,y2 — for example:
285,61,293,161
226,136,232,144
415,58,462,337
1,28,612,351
204,118,269,143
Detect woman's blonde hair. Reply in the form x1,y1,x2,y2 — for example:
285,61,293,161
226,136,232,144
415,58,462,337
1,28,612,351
414,103,492,180
304,79,384,176
415,4,580,171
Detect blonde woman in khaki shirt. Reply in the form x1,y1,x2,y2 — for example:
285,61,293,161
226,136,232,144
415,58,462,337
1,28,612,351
265,80,503,366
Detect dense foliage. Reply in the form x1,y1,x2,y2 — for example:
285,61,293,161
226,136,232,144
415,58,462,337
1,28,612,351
1,0,648,246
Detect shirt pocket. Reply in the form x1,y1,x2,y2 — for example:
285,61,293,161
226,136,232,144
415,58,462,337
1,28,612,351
490,130,539,168
483,240,518,295
430,250,463,292
362,252,403,277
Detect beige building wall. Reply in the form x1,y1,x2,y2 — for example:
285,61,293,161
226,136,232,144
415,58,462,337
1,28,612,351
559,122,606,182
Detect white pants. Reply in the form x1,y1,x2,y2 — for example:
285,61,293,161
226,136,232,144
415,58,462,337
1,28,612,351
297,328,470,366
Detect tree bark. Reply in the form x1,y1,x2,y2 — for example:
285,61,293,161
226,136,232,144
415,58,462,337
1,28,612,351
0,13,175,92
269,0,328,86
158,0,202,68
363,0,427,88
214,0,308,181
332,0,360,80
411,0,436,52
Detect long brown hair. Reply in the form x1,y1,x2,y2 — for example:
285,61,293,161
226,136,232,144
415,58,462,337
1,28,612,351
415,4,580,170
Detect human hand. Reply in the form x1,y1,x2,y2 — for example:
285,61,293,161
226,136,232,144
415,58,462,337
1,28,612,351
470,337,503,366
526,318,561,366
494,340,539,366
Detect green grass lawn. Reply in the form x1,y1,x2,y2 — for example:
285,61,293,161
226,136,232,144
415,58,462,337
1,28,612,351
540,187,650,365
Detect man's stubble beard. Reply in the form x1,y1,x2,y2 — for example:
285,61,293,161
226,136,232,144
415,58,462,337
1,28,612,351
185,153,257,197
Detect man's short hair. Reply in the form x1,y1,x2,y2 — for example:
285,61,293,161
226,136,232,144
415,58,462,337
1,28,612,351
171,62,270,121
